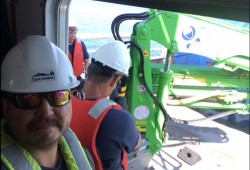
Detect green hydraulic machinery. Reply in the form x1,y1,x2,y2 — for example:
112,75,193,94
112,9,249,156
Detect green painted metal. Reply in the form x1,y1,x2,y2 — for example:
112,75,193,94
126,9,249,156
127,24,154,133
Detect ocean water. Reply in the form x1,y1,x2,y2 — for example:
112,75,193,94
69,0,249,58
69,0,148,56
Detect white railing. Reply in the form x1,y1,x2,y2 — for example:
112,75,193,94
79,33,166,63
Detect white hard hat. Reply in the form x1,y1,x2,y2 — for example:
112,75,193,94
69,16,78,27
91,41,131,76
1,35,79,93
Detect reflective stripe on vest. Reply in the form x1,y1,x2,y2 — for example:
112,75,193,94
1,144,34,170
1,126,92,170
62,128,92,169
89,98,116,119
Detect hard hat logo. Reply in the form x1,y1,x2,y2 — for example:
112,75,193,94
92,40,131,77
31,70,56,82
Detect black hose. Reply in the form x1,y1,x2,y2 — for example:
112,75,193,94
112,12,149,40
183,110,237,125
111,12,169,135
111,12,149,41
124,41,169,139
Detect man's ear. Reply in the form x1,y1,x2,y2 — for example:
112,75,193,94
110,75,120,87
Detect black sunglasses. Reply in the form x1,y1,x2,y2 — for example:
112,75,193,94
69,28,78,33
4,90,72,109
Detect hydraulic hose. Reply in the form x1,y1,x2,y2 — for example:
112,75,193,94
178,110,237,125
111,11,169,137
111,12,149,41
124,40,169,140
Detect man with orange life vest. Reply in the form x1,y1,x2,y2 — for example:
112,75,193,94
71,41,142,170
68,16,90,94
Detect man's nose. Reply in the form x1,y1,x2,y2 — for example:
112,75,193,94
37,98,54,116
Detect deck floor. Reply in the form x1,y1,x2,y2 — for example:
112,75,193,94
129,106,249,170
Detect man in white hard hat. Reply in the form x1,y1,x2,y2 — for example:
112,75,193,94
1,35,93,170
71,40,142,170
68,16,90,95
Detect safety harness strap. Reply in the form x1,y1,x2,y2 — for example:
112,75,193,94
63,128,92,169
1,144,33,170
89,98,116,119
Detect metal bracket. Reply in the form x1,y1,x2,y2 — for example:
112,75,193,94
177,146,202,166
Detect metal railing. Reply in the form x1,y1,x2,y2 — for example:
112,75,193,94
79,33,166,63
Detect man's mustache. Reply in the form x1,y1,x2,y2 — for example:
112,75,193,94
27,116,63,131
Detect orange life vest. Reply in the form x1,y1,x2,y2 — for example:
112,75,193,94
68,38,85,76
71,97,128,170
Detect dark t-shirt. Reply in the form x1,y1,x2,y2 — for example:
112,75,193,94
96,108,139,170
41,156,68,170
68,39,89,59
110,86,128,110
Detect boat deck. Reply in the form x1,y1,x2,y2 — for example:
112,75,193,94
129,106,249,170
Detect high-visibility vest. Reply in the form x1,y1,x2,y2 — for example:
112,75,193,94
71,97,128,170
1,120,92,170
68,38,85,76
